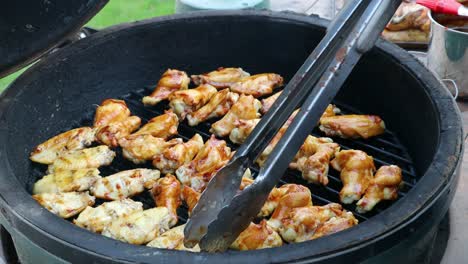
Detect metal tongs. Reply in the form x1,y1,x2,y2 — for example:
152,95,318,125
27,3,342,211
185,0,401,252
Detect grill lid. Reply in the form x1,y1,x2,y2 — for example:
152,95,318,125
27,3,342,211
0,0,108,78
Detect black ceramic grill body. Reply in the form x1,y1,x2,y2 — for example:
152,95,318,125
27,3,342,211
0,11,463,263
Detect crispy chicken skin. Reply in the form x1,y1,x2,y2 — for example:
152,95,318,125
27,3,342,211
229,118,260,144
33,192,95,218
74,199,143,233
119,135,182,164
356,165,402,213
230,73,283,97
230,220,283,250
94,99,130,127
142,69,190,106
151,174,182,226
191,67,250,89
153,134,204,174
169,84,217,119
331,150,376,204
211,94,261,137
176,135,231,192
181,186,201,215
47,145,115,173
95,116,141,147
91,169,160,200
319,115,385,139
133,110,179,139
30,127,95,164
261,91,282,114
311,211,358,239
147,224,200,252
33,168,101,194
187,88,239,126
102,207,172,245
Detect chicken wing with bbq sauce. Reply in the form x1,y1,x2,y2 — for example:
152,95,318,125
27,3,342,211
33,168,101,194
33,191,95,218
47,145,115,173
147,224,200,252
181,186,201,215
93,99,130,127
132,110,179,139
91,169,160,200
30,127,95,164
230,73,283,97
186,89,239,126
311,211,358,240
151,174,182,226
229,118,260,145
356,165,402,213
331,150,376,204
230,220,283,250
210,94,261,137
142,69,190,106
191,67,250,88
169,84,217,119
153,134,204,174
119,135,182,164
319,114,385,139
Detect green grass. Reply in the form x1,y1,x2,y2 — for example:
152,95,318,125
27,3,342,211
0,0,175,93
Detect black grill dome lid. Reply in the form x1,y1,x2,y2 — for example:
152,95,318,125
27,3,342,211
0,0,108,78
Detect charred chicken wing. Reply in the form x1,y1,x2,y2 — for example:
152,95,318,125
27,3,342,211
142,69,190,106
151,174,182,226
191,67,250,89
211,94,261,137
147,224,200,252
169,84,217,119
230,220,283,250
319,114,385,139
356,165,402,213
153,134,204,174
230,73,283,97
186,88,239,126
74,199,143,233
33,168,101,194
119,135,182,164
91,169,160,200
30,127,95,164
331,150,376,204
33,192,95,218
133,110,179,139
47,145,115,173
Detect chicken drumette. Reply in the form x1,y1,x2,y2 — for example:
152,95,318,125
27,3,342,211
142,69,190,106
151,174,182,226
319,114,385,139
191,67,250,89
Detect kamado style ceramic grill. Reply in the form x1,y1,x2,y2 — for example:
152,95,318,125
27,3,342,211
0,0,463,263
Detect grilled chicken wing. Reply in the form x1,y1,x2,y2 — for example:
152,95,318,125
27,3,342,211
186,89,239,126
91,169,160,200
191,67,250,89
93,99,141,147
181,186,201,215
33,168,101,194
119,135,182,164
74,199,143,233
147,224,200,252
230,220,283,250
230,73,283,97
151,174,182,226
176,135,231,192
319,115,385,139
142,69,190,106
153,134,204,174
133,110,179,139
311,211,358,239
356,165,402,213
321,104,341,119
260,91,282,114
30,127,95,164
102,207,172,245
47,145,115,173
331,150,376,204
169,84,217,119
33,192,95,218
211,94,261,137
229,118,260,144
386,2,430,32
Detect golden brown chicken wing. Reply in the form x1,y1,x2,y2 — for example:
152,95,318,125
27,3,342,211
311,211,358,240
321,104,341,119
230,220,283,250
33,191,95,218
119,135,182,164
191,67,250,89
211,94,261,137
153,134,204,174
186,88,240,126
94,99,130,128
133,110,179,139
230,73,283,97
33,168,101,194
181,186,201,215
142,69,190,106
169,84,217,119
30,127,95,164
176,135,231,192
47,145,115,173
331,150,376,204
151,174,182,226
229,118,260,144
356,165,402,213
319,115,385,139
147,224,200,252
260,91,282,114
386,2,430,32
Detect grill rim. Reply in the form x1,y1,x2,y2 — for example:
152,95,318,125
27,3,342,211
0,10,463,263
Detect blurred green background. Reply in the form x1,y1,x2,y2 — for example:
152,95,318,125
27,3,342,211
0,0,175,93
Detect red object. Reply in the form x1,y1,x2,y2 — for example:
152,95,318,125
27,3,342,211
416,0,462,15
